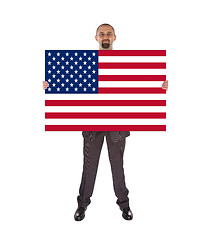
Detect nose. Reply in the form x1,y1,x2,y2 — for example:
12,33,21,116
102,35,108,39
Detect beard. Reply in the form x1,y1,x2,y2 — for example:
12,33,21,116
101,40,110,49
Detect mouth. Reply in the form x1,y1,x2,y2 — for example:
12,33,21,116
102,40,110,48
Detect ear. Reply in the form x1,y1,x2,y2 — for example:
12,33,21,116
95,35,98,41
114,35,116,41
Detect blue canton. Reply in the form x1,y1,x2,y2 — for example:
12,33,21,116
45,50,98,94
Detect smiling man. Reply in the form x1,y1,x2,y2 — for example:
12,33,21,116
43,23,168,221
74,24,133,221
95,24,116,50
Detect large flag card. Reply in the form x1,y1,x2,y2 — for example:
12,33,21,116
45,50,166,131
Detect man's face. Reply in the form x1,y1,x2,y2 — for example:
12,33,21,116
95,25,116,50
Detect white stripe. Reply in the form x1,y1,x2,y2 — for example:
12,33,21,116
99,56,166,62
45,106,166,113
45,94,166,100
99,81,164,88
99,69,166,75
45,119,166,125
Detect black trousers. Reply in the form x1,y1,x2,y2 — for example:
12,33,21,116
77,131,129,209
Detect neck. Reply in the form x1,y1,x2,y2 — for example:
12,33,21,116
99,46,113,50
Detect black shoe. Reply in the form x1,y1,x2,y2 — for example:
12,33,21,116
121,207,133,220
74,207,86,221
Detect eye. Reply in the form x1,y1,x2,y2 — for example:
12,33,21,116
100,33,104,37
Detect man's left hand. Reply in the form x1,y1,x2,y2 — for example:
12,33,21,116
162,80,168,91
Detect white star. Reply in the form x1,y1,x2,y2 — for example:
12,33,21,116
88,83,91,87
66,79,69,82
57,52,60,56
66,87,69,91
57,70,60,74
92,70,96,74
57,61,60,65
88,57,91,60
48,52,51,56
52,66,56,69
57,79,60,82
83,61,87,65
66,70,69,74
61,83,65,87
74,61,78,65
74,88,78,91
79,66,82,69
74,79,78,82
74,52,78,56
52,74,56,78
70,83,73,87
61,74,65,78
48,70,51,74
57,87,60,91
61,57,64,61
70,66,73,69
79,83,82,87
70,57,73,60
79,74,82,78
92,79,96,82
74,70,78,74
83,52,87,56
88,66,91,69
61,66,65,69
79,57,82,61
70,74,73,78
83,88,87,91
66,61,69,65
92,61,96,65
83,79,87,82
88,74,91,78
92,87,96,91
52,57,56,60
48,79,51,82
48,87,51,91
66,52,69,56
48,61,51,65
83,70,87,74
92,52,96,56
52,83,56,87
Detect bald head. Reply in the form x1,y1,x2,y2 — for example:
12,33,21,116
95,23,116,50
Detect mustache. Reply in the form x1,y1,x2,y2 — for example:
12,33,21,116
102,39,110,42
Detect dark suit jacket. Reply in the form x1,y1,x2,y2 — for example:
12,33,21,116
82,131,130,142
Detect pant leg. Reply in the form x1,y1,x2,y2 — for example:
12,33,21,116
77,132,105,208
106,133,129,209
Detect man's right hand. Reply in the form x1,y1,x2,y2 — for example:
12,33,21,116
43,81,49,90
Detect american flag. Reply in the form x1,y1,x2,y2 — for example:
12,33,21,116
45,50,166,131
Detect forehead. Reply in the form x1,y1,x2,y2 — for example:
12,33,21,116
97,25,114,34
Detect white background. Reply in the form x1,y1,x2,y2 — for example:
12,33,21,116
0,0,211,239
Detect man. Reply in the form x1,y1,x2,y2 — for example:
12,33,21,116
43,23,168,221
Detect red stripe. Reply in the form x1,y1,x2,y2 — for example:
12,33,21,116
45,125,166,131
98,88,166,94
98,75,166,81
45,100,166,106
98,50,166,56
99,62,166,69
45,112,166,119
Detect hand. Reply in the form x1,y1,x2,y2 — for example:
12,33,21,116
43,81,49,90
162,80,168,91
